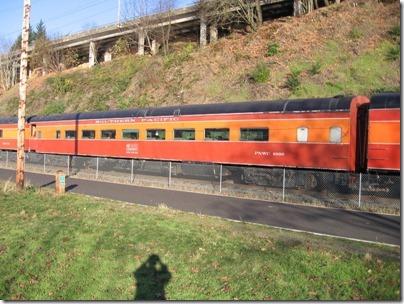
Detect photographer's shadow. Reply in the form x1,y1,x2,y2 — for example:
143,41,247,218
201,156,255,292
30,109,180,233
133,254,171,300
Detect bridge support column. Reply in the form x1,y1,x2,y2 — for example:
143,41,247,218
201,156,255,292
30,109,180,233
293,0,303,16
210,25,218,43
200,16,207,47
89,41,97,67
104,51,112,62
138,31,145,55
151,40,160,55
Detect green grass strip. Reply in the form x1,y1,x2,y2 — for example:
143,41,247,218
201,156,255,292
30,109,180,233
0,182,400,300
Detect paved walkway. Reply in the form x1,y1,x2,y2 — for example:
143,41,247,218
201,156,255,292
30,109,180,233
0,168,400,246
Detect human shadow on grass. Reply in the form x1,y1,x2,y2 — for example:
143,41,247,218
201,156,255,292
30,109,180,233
133,254,172,300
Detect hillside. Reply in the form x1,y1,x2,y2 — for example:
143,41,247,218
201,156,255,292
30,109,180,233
0,0,400,116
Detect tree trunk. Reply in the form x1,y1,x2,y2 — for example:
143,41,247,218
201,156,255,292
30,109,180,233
17,0,31,189
255,0,262,28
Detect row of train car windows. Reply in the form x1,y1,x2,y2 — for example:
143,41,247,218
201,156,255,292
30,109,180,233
53,127,342,142
0,127,343,143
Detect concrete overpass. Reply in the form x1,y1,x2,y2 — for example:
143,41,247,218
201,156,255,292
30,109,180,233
50,0,295,66
1,0,296,79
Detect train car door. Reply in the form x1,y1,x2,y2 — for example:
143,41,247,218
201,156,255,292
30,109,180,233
355,103,369,172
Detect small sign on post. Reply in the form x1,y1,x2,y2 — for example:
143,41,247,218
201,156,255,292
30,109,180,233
55,170,66,194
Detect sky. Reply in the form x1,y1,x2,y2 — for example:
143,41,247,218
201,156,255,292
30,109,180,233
0,0,194,47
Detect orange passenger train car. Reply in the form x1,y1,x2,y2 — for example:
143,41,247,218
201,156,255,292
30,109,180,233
367,93,400,173
0,95,372,173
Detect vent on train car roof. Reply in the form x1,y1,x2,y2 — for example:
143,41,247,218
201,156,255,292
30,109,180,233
282,97,352,112
369,92,401,109
0,117,18,124
146,100,287,117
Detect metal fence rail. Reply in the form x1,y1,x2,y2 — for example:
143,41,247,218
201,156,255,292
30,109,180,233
0,151,399,214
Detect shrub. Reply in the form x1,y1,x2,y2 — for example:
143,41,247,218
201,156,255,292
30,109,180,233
46,75,73,94
163,43,195,69
251,62,270,83
385,45,400,61
348,28,363,40
284,69,301,92
267,41,280,57
42,101,66,115
388,24,400,40
308,61,322,75
63,48,80,69
111,37,131,57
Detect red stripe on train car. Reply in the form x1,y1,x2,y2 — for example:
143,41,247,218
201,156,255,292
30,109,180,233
32,139,352,171
369,109,400,121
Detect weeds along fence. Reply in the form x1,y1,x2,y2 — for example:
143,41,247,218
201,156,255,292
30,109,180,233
0,151,400,215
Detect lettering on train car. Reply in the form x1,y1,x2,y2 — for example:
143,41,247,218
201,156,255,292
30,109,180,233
96,118,136,124
255,151,285,156
255,151,271,156
126,144,138,154
140,117,179,123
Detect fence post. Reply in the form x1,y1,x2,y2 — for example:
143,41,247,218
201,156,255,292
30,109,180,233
131,159,134,183
168,161,172,188
6,151,8,167
43,153,46,173
67,155,70,176
96,157,99,179
282,168,286,202
219,164,223,193
358,173,362,208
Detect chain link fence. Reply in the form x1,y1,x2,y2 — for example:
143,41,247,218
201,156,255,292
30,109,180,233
0,151,399,214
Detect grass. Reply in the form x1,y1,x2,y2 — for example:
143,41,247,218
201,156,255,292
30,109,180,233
290,38,400,98
0,182,400,300
16,56,146,116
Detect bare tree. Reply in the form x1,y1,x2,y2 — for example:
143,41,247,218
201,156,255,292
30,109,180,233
0,39,19,91
30,24,65,73
124,0,156,54
196,0,263,33
124,0,177,55
154,0,177,55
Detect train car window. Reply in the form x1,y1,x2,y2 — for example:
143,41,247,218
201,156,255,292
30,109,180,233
31,125,36,136
82,130,95,139
205,128,229,141
297,127,308,142
122,129,139,140
174,129,195,140
101,130,116,139
147,129,165,140
329,127,342,143
240,128,269,141
37,131,42,139
0,130,3,138
65,130,76,139
56,130,61,139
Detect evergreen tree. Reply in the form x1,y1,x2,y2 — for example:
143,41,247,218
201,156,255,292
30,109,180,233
10,25,35,51
34,19,47,41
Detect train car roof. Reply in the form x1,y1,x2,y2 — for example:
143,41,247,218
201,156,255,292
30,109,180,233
0,115,36,125
369,92,401,109
27,96,356,123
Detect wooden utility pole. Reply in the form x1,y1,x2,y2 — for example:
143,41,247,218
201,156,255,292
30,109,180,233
16,0,31,189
